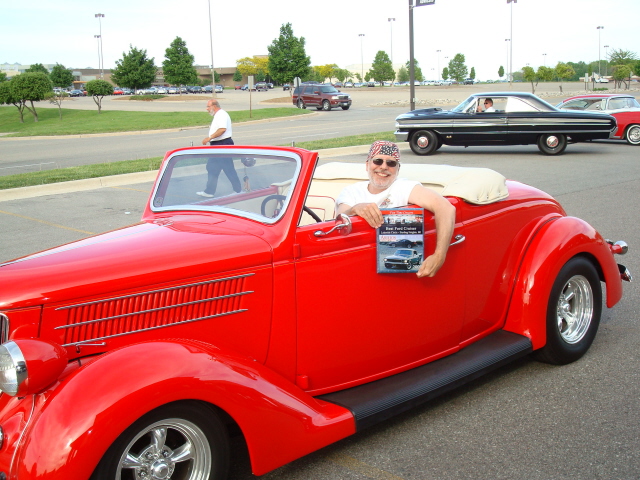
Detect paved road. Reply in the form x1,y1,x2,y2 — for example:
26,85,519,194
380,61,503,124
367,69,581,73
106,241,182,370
1,140,638,479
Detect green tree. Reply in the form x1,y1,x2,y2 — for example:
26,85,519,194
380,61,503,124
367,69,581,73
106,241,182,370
25,63,49,74
633,60,640,77
306,67,325,83
45,90,69,120
85,79,114,113
469,67,476,80
608,48,638,66
612,64,633,89
522,66,536,93
111,45,157,93
442,67,449,81
0,80,26,123
448,54,468,82
10,72,51,122
333,68,352,83
405,60,424,82
315,64,338,83
369,51,395,83
536,66,554,83
397,65,409,83
233,69,242,83
267,23,311,85
49,63,74,88
498,65,504,78
0,72,7,83
163,37,197,90
554,62,575,92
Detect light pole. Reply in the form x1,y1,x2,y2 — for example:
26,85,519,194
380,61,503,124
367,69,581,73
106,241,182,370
597,26,604,77
208,0,216,96
359,34,365,82
505,39,510,81
94,35,101,74
388,18,395,65
543,53,547,67
604,45,609,76
436,49,441,81
95,13,105,79
507,0,515,89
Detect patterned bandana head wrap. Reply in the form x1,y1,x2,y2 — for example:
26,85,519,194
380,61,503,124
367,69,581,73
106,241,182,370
367,140,400,162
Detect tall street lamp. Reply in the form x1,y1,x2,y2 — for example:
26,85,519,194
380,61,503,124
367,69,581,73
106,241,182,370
604,45,609,76
597,26,604,77
436,49,441,81
359,34,365,81
543,53,547,67
507,0,516,89
95,13,105,79
208,0,216,96
388,18,395,65
505,39,510,81
94,35,101,74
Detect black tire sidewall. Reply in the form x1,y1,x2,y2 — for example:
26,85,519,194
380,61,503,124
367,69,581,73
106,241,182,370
537,133,567,155
91,402,229,480
409,130,438,156
537,256,602,364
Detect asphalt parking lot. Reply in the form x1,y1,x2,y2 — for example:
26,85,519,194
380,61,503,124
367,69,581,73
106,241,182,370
1,138,638,479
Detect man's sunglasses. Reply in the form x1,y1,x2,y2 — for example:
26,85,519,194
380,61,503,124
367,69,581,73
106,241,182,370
370,158,399,168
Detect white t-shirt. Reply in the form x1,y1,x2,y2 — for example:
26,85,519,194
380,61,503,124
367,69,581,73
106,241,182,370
336,178,421,209
209,109,232,140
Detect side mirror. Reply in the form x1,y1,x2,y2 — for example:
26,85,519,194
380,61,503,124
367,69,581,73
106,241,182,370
314,213,352,237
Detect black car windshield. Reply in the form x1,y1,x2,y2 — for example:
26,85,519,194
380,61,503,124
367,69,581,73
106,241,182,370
151,149,301,224
319,86,340,94
396,249,413,256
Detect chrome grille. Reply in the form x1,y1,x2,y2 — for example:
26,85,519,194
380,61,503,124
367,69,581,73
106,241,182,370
0,314,8,344
56,274,253,346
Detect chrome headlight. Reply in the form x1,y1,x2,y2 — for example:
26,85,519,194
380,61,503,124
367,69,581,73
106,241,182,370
0,340,67,397
0,342,27,396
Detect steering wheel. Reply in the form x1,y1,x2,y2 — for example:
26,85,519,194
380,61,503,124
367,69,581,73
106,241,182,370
260,194,323,222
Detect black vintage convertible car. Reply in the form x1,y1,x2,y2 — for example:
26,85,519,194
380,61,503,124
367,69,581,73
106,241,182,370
394,92,617,156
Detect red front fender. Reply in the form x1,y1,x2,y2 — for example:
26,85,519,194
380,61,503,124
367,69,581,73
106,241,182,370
503,216,623,350
14,340,354,479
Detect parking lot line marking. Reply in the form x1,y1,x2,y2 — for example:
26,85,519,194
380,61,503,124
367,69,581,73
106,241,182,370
327,453,406,480
0,210,95,235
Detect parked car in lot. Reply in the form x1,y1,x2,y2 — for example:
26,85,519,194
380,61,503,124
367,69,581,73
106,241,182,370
255,82,269,91
292,83,352,110
0,148,630,480
156,86,168,94
69,89,84,97
463,78,475,85
282,83,291,91
167,86,179,94
344,81,354,88
112,87,124,95
555,94,640,145
215,85,224,93
188,86,202,94
383,249,422,270
395,92,617,155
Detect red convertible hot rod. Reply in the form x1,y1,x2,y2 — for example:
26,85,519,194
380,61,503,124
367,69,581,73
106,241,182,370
0,146,631,480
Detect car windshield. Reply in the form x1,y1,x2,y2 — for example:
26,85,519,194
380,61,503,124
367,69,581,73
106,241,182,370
396,249,413,257
319,86,339,94
151,149,301,224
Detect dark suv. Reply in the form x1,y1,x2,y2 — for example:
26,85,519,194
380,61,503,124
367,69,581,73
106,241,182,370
292,83,352,111
463,78,475,85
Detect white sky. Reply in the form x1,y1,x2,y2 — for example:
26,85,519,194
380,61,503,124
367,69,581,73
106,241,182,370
2,0,638,81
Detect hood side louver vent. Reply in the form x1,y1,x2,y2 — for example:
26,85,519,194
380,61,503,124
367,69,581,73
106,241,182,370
56,274,254,346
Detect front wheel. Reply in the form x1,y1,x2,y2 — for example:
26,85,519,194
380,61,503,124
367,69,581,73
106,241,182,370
537,133,567,155
624,124,640,145
409,130,439,155
322,100,331,111
91,403,229,480
533,257,602,365
341,105,350,110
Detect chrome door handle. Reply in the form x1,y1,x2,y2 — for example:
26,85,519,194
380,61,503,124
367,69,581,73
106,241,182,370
450,234,465,246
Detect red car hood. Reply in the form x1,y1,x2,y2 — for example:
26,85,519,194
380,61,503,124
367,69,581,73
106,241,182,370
0,217,272,309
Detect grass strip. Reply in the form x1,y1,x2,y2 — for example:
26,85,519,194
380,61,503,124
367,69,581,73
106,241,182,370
0,131,395,190
0,106,309,137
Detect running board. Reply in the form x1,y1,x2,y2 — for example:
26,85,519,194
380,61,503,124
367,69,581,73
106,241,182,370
318,330,532,431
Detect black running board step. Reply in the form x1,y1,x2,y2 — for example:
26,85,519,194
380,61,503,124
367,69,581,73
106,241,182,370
318,330,532,431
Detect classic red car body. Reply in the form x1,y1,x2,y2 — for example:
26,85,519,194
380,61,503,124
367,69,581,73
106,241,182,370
556,94,640,145
0,146,629,480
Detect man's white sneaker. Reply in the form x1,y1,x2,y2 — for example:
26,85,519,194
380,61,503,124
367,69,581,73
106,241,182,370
196,191,214,198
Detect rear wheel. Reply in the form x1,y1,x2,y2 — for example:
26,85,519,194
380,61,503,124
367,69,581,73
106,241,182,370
624,124,640,145
322,100,331,111
409,130,439,155
91,402,229,480
533,257,602,365
537,133,567,155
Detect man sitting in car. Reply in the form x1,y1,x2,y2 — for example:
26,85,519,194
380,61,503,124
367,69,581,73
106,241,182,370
336,140,455,278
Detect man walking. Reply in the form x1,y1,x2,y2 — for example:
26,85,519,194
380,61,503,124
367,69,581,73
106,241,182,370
197,100,241,197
